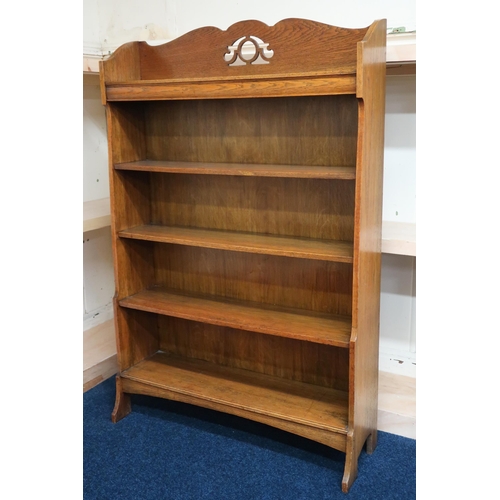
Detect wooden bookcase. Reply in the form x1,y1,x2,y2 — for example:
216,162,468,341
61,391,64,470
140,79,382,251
100,18,386,493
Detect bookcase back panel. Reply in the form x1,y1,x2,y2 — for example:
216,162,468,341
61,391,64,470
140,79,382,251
112,170,152,231
108,103,146,163
115,238,156,299
158,316,349,391
137,19,368,81
145,96,358,167
115,306,160,369
153,244,352,316
151,174,355,242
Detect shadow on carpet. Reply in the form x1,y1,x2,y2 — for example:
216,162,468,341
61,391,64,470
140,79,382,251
84,376,415,499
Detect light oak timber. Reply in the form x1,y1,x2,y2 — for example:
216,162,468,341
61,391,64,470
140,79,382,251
144,96,358,167
86,31,415,77
121,352,349,445
115,160,356,179
111,19,366,83
149,175,355,243
342,19,386,493
102,18,386,493
105,74,356,101
153,244,352,316
84,215,423,257
83,329,416,440
158,317,350,391
111,374,131,423
119,287,352,348
119,225,354,263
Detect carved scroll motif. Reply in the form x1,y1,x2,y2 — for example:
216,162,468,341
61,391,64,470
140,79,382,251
224,36,274,66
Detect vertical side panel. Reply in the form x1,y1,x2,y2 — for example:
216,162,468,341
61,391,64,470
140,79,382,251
347,18,387,484
106,102,152,296
106,101,156,371
100,42,141,105
114,307,159,371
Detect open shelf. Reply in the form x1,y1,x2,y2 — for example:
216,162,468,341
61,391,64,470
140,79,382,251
83,197,111,233
84,200,416,257
102,19,387,492
119,287,352,348
119,225,353,263
381,221,416,257
122,351,349,433
115,160,356,179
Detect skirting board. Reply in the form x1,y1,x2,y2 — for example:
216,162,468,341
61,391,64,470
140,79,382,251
83,354,118,392
83,319,118,392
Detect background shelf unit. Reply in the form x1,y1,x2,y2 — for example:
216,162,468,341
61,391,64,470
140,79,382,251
83,197,111,233
381,221,416,256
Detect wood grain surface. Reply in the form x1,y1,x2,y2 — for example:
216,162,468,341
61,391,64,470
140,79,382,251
101,17,386,493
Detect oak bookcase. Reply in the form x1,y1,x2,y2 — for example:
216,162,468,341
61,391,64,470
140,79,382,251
100,18,386,492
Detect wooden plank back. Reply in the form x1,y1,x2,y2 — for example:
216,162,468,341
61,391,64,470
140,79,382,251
101,18,370,84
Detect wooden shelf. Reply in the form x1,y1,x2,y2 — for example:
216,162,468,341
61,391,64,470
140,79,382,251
122,351,349,433
119,287,352,348
117,218,415,258
115,160,356,179
83,197,111,233
381,221,416,257
119,225,354,263
82,323,414,439
84,199,416,257
106,74,357,100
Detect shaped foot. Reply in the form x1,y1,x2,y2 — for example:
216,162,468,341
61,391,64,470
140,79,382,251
111,375,131,423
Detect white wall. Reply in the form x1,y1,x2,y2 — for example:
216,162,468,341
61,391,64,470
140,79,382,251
83,76,109,203
379,74,416,376
83,0,416,376
83,0,416,54
83,74,114,330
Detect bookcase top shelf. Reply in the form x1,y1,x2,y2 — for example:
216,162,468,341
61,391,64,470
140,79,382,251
100,18,386,102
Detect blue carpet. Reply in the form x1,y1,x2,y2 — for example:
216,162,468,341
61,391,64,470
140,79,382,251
84,376,415,499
